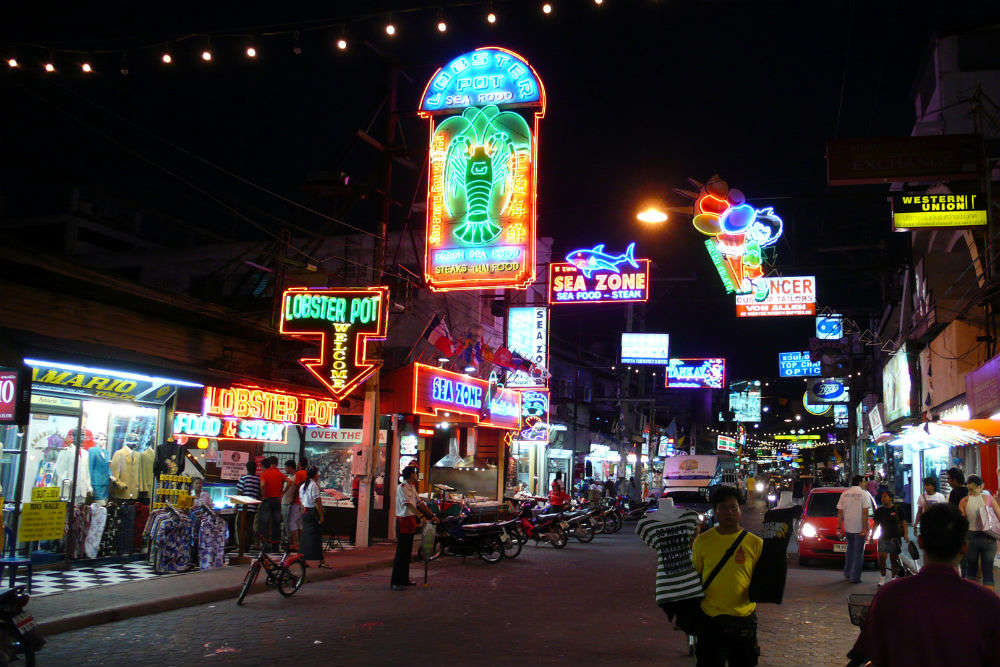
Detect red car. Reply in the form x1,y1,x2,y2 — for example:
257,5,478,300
797,487,877,567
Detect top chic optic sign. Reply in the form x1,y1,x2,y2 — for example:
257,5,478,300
419,47,546,292
279,287,389,401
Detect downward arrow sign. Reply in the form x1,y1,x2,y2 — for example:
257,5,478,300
279,287,390,401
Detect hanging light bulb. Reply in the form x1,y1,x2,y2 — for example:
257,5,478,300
542,2,553,14
594,0,604,4
336,36,348,50
44,62,55,73
7,58,18,68
81,62,93,73
245,46,257,58
161,52,173,64
385,19,396,36
201,49,212,62
487,11,497,23
437,20,448,33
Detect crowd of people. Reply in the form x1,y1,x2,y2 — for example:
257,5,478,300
233,456,326,564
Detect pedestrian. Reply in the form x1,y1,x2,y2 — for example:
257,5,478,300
280,459,297,540
849,503,1000,666
191,477,212,508
391,466,436,591
947,467,969,576
873,491,906,586
298,466,328,568
235,460,261,549
866,474,879,498
958,475,1000,589
258,457,285,547
692,486,763,667
837,475,873,584
603,478,615,498
947,467,968,507
914,476,946,527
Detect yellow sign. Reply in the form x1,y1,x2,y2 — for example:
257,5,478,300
30,487,60,501
892,193,987,230
18,502,67,542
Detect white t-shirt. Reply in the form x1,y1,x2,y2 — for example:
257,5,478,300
917,491,947,511
837,486,874,534
396,481,418,517
299,480,320,509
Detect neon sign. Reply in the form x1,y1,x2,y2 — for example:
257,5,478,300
420,48,545,292
621,333,669,365
518,389,549,441
549,244,650,304
279,287,389,400
802,391,832,416
506,306,548,388
806,378,850,404
202,385,339,427
717,435,737,453
692,177,783,296
778,351,821,377
172,412,287,444
735,276,816,317
666,358,726,389
412,364,521,430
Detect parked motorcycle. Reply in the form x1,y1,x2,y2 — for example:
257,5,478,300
517,502,569,548
620,497,655,521
0,586,44,667
595,499,623,533
560,507,596,543
423,515,508,563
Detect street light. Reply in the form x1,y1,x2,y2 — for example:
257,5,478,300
637,207,668,224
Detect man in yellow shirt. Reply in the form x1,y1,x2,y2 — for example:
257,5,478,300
692,486,763,666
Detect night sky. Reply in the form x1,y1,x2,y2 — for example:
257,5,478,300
2,1,991,391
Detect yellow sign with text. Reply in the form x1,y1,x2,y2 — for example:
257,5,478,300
30,487,60,502
18,502,67,542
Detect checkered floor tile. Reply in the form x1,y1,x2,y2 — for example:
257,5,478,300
10,562,161,597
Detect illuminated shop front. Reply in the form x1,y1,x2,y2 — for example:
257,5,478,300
382,364,520,509
1,359,199,564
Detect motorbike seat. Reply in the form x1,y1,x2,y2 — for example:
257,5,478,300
460,522,496,532
537,513,561,521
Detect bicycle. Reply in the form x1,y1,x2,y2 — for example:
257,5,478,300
236,536,308,606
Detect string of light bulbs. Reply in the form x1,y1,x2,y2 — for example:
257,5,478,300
4,1,608,75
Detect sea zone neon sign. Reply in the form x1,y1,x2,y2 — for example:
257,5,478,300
419,47,546,292
413,364,521,430
549,242,650,304
666,358,726,389
279,287,389,401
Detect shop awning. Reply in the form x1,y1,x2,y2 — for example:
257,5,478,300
942,420,1000,438
887,421,989,452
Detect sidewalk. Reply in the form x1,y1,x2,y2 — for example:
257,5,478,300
33,543,397,636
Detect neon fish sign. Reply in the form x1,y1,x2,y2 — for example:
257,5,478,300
565,242,638,278
692,176,783,298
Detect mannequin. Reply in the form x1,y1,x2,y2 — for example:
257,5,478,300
110,442,140,499
653,496,687,523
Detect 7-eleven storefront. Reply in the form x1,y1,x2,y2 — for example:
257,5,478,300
383,364,520,509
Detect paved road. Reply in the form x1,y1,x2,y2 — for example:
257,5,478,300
40,504,866,666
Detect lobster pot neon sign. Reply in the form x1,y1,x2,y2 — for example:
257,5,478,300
419,47,546,291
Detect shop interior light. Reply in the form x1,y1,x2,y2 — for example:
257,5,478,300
23,358,204,387
44,63,55,72
7,58,18,68
161,52,172,64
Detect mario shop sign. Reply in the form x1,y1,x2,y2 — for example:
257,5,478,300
735,276,816,318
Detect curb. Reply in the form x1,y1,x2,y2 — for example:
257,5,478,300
37,557,395,636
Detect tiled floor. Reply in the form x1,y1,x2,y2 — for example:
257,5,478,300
12,562,162,597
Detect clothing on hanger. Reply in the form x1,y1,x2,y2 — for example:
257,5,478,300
110,446,140,499
138,446,155,495
54,445,92,502
89,447,111,501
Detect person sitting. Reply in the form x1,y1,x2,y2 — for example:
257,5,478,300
849,503,1000,666
546,480,570,513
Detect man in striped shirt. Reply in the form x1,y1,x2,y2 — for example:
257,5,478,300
235,460,261,549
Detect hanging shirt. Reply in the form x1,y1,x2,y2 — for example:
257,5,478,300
637,512,703,604
110,446,141,499
138,447,156,495
54,446,92,501
89,447,111,501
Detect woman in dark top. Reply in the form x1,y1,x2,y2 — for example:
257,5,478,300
873,491,906,585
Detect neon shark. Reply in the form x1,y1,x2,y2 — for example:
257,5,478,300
565,242,639,278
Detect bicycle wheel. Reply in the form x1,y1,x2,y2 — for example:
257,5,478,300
278,563,305,597
237,563,261,606
278,560,306,596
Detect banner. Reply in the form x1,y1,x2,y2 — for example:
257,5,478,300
220,450,250,481
735,276,816,317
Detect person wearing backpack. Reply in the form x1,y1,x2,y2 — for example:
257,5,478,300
692,486,764,666
958,475,1000,588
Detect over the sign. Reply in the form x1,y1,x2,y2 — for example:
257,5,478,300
279,287,390,401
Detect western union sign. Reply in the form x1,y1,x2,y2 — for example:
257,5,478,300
892,193,987,230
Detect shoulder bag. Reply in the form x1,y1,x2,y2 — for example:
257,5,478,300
690,530,748,635
978,492,1000,540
